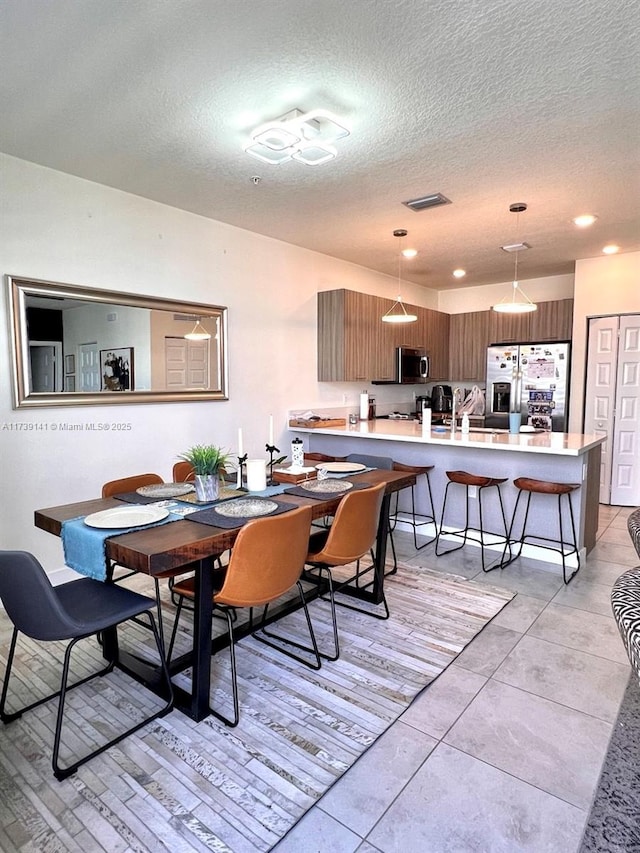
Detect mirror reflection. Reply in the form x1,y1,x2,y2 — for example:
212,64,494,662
7,276,228,408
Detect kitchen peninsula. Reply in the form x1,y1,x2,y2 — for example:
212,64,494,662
289,417,604,569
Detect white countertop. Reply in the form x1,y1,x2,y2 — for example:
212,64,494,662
289,418,604,457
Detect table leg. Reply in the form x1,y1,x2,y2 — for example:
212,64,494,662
190,555,215,722
370,494,390,604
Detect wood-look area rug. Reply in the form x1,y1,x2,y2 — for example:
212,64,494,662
0,563,513,853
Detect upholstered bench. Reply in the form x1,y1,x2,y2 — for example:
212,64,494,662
611,509,640,681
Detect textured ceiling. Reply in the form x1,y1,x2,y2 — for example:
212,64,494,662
1,0,639,290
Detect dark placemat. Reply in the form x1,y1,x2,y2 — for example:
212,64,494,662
114,491,166,505
186,498,297,529
284,481,373,500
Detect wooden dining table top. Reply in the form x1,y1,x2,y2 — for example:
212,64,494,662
34,467,415,577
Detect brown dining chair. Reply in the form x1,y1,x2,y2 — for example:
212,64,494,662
166,504,319,726
304,481,387,661
101,473,178,649
172,461,195,482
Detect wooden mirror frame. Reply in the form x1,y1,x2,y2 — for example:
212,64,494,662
6,275,228,409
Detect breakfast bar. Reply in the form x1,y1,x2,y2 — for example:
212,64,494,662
290,418,604,569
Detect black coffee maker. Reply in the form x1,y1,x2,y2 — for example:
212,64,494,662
431,384,453,413
415,395,431,421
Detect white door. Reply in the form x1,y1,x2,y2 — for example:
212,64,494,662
164,338,209,389
78,343,100,392
610,315,640,505
584,317,618,503
584,314,640,505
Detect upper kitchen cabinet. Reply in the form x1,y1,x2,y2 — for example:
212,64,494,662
529,298,574,341
488,309,532,344
317,289,375,382
488,298,574,344
317,289,450,382
449,311,491,380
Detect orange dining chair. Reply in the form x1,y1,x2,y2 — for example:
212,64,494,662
172,461,195,483
101,473,180,649
167,505,319,727
304,481,387,661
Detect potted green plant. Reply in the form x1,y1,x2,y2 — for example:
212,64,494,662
178,444,230,502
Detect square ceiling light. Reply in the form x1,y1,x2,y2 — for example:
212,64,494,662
245,108,349,166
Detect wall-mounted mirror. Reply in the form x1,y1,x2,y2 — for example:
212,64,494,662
6,275,228,409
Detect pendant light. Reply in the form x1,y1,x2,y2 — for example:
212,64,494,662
492,203,537,314
382,229,418,324
184,318,212,340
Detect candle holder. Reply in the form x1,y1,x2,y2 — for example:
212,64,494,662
236,453,248,491
265,443,280,486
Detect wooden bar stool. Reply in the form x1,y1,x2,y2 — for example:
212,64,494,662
389,461,437,549
504,477,581,584
435,470,509,572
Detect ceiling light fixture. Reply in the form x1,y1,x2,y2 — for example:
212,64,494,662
244,108,349,166
402,247,418,258
602,244,620,255
573,214,598,228
452,268,466,278
184,319,212,341
382,229,418,324
492,203,537,314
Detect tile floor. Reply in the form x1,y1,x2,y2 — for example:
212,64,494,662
273,504,639,853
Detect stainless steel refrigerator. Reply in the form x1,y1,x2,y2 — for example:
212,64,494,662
485,341,571,431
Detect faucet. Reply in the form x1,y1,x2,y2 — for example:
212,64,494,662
451,387,460,434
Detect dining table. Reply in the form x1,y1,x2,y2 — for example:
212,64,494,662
34,466,416,722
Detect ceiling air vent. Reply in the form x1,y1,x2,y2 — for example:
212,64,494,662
500,242,531,253
402,192,451,212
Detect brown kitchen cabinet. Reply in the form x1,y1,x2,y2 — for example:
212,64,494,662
317,289,450,382
449,310,491,380
488,309,532,344
529,298,574,341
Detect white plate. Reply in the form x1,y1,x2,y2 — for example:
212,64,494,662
136,482,195,498
315,461,366,473
84,506,170,529
519,425,536,433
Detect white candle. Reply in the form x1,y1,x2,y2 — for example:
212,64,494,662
269,414,274,446
237,427,243,457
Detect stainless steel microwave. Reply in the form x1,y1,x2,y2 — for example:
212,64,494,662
373,346,430,384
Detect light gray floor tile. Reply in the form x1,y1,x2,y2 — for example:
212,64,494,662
588,541,638,568
491,593,548,632
597,526,636,544
577,558,630,587
400,664,487,739
444,679,612,809
472,561,565,600
493,634,630,722
317,721,436,838
454,623,521,676
367,742,586,853
272,807,362,853
551,576,618,617
529,603,630,664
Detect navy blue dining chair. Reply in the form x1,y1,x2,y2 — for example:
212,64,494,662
0,550,173,780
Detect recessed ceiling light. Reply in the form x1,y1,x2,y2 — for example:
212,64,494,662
452,269,466,278
402,248,418,258
602,244,620,255
573,214,598,228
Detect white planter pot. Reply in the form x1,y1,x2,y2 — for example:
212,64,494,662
194,474,219,502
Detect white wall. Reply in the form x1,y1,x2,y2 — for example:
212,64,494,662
437,274,575,314
0,154,437,576
569,252,640,430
